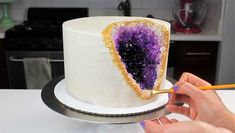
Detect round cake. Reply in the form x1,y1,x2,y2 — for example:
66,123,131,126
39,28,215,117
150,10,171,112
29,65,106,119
63,16,170,107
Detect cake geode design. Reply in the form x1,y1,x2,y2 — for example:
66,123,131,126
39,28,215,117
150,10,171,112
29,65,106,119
102,19,170,99
63,17,170,107
114,24,160,90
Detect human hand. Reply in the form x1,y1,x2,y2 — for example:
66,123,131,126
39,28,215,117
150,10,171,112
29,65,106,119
144,117,232,133
167,72,235,131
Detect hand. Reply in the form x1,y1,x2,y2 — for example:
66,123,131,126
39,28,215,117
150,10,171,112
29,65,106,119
167,72,235,131
144,117,232,133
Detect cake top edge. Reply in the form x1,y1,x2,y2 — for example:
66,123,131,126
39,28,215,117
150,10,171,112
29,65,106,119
62,16,170,34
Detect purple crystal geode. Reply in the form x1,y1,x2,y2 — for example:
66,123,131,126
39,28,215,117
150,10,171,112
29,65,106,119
113,24,161,90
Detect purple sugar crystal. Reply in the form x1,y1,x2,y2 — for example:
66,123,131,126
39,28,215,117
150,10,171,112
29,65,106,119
113,24,161,90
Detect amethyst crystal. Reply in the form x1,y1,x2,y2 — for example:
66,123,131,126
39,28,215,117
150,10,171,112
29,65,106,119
113,24,161,90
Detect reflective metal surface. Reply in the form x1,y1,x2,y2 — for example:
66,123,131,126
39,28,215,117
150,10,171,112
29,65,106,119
41,76,169,124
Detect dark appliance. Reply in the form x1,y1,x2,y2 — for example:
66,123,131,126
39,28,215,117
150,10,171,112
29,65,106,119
5,8,88,89
117,0,131,16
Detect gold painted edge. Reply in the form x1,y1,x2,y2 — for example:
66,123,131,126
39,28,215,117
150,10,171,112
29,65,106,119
102,19,170,100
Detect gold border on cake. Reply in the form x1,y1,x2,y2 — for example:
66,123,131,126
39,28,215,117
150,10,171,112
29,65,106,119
102,19,170,100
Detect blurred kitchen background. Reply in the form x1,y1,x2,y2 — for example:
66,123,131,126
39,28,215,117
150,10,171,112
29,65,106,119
0,0,234,89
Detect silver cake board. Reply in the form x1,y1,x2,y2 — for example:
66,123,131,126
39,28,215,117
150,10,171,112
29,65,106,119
41,76,170,124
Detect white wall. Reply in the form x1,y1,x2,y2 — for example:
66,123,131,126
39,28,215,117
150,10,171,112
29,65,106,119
217,0,235,84
6,0,173,22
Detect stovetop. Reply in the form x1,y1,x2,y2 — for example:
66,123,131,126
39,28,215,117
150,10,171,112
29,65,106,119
6,20,63,37
5,7,88,51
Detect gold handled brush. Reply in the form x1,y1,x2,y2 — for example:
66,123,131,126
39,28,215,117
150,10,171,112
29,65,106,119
150,84,235,96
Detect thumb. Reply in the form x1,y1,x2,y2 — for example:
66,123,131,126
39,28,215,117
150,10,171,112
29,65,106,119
144,120,161,133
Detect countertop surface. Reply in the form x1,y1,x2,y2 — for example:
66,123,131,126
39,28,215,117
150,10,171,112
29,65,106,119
170,33,221,41
170,24,222,41
0,25,221,41
0,89,234,133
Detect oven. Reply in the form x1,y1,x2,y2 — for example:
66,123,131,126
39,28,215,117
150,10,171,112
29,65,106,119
6,51,64,89
5,7,88,89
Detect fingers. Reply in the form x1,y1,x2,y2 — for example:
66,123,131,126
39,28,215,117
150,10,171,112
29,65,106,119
166,104,190,117
175,81,205,100
158,117,178,124
159,117,172,124
151,116,172,125
169,73,212,105
169,93,190,104
170,119,178,123
154,121,195,133
155,121,219,133
179,72,211,87
151,118,163,125
155,121,211,133
168,82,200,105
144,117,171,133
144,120,160,133
218,128,234,133
168,92,176,104
175,95,190,104
144,117,179,133
145,117,177,127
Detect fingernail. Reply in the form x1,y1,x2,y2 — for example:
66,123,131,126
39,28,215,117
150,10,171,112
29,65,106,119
173,85,179,92
140,121,145,129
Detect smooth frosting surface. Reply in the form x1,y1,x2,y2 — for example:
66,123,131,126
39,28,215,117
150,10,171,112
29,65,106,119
63,16,170,107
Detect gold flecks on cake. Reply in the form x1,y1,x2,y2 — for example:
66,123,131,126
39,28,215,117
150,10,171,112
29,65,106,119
102,19,170,100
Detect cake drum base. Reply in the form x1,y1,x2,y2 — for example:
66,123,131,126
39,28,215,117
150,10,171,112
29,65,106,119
41,76,173,132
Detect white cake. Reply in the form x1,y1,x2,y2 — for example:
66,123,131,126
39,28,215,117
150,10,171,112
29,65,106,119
63,16,170,107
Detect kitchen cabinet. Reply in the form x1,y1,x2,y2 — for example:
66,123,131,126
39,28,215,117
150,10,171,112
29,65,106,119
173,41,218,84
0,39,9,88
